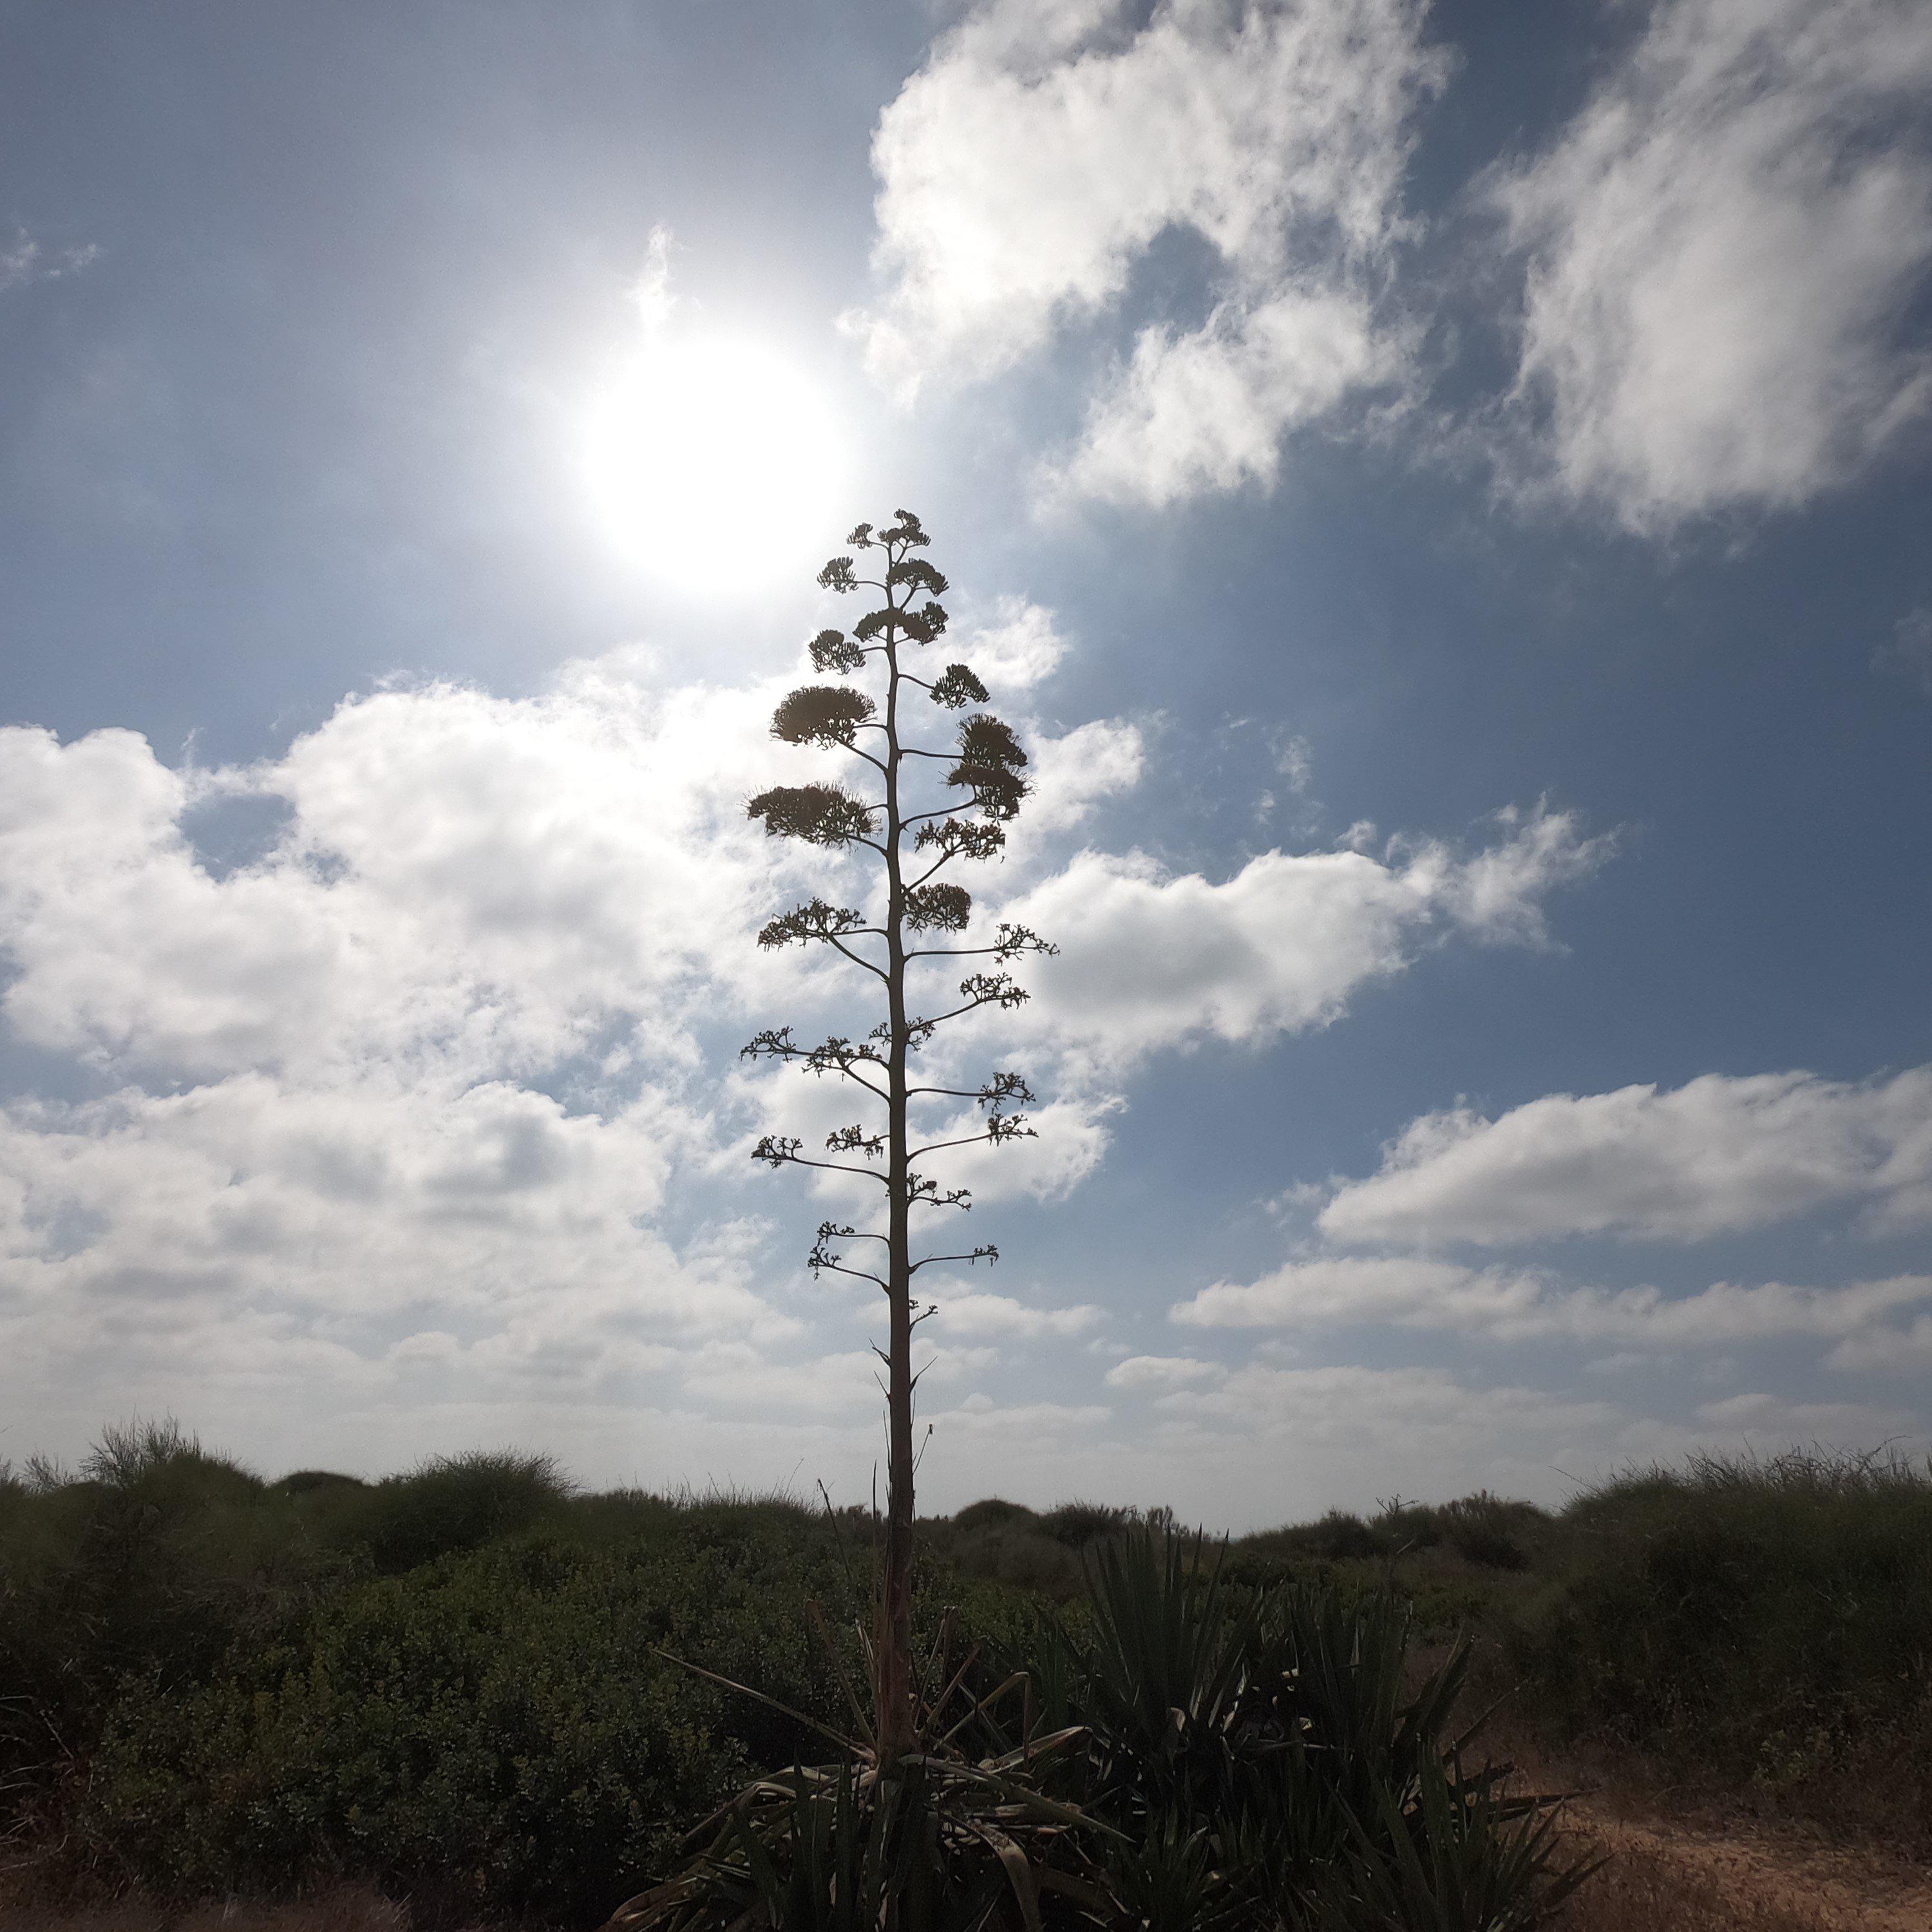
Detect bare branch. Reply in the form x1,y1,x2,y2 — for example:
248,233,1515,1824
905,924,1056,962
813,1258,889,1290
905,971,1036,1040
740,1030,889,1099
910,1116,1034,1161
750,1136,891,1186
808,1220,889,1287
815,1220,886,1247
907,1170,973,1213
756,900,877,951
909,1245,999,1274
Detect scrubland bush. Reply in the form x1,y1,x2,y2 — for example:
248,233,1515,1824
1434,1493,1546,1571
346,1449,575,1573
922,1497,1179,1600
0,1421,336,1804
1509,1448,1932,1850
1227,1494,1551,1582
1036,1499,1137,1546
947,1497,1035,1533
9,1426,1928,1921
622,1526,1590,1932
80,1535,837,1922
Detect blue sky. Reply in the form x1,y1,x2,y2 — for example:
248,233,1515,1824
3,0,1929,1525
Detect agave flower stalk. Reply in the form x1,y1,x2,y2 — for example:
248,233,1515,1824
743,508,1054,1766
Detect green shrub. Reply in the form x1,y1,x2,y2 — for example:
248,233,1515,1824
627,1527,1589,1932
273,1470,368,1496
0,1420,330,1799
337,1449,575,1573
947,1497,1037,1534
1242,1508,1388,1564
1512,1448,1932,1849
79,1522,871,1924
1037,1500,1138,1547
1434,1493,1546,1571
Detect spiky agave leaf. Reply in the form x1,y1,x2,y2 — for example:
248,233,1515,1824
772,685,878,748
1095,1815,1260,1932
1313,1750,1601,1932
747,784,877,847
601,1719,1109,1932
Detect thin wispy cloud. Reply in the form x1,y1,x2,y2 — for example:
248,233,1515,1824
1175,1257,1932,1356
0,226,99,294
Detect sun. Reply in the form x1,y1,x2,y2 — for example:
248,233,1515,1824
581,331,853,597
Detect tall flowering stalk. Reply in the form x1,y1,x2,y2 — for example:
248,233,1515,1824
743,507,1052,1763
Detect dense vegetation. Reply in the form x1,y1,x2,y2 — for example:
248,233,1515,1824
3,1425,1927,1924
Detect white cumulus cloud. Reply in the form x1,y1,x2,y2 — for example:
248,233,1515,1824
1003,804,1611,1072
1173,1255,1932,1353
1492,0,1932,529
851,0,1448,504
1316,1066,1932,1247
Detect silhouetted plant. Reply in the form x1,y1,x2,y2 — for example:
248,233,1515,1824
1049,1528,1596,1931
742,509,1054,1763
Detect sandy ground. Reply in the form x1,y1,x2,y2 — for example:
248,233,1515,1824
6,1811,1929,1930
1555,1801,1932,1932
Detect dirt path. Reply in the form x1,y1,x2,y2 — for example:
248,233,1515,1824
7,1810,1929,1931
1559,1801,1932,1931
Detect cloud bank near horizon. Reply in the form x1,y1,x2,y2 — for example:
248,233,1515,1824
0,627,1640,1508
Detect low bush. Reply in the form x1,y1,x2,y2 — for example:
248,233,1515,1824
80,1537,779,1924
1435,1493,1546,1571
1510,1448,1932,1851
0,1421,334,1803
339,1450,576,1574
1036,1500,1137,1547
623,1527,1592,1931
947,1497,1037,1534
12,1424,1927,1921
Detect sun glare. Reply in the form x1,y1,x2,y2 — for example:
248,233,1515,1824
582,332,851,596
